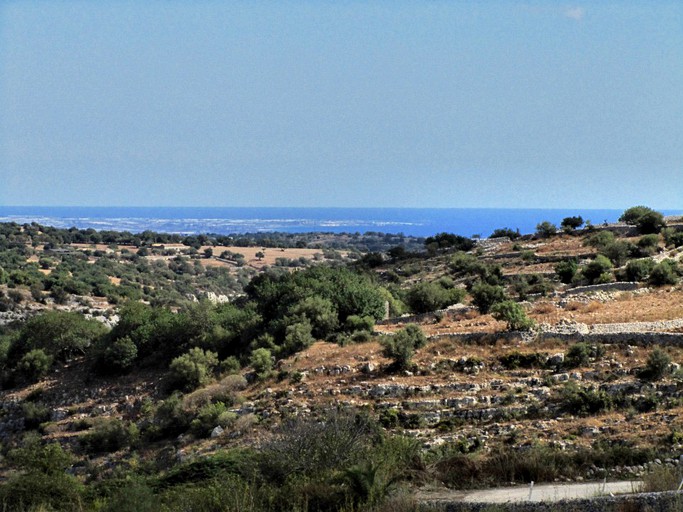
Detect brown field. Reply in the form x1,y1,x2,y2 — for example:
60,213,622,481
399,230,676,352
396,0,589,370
200,245,343,270
71,243,139,252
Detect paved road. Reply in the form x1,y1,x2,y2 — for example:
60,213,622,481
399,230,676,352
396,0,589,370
418,480,643,504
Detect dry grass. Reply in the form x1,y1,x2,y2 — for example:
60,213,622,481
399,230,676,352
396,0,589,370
532,289,683,325
200,245,344,270
183,374,247,409
533,302,556,315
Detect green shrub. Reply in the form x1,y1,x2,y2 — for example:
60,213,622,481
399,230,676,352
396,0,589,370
585,231,617,250
535,221,557,238
102,336,138,373
600,240,634,266
450,253,502,284
149,392,192,439
99,478,157,512
559,382,612,416
637,234,660,254
17,349,53,383
169,348,219,391
190,402,237,437
498,351,546,370
620,206,654,224
470,282,506,314
664,230,683,248
561,216,584,233
21,401,51,430
344,315,375,333
405,280,465,313
581,255,613,284
641,348,672,381
220,356,241,375
1,438,83,511
564,342,604,368
620,206,666,234
642,465,683,492
424,233,475,252
625,258,656,282
249,348,273,379
490,228,520,239
259,410,375,483
16,310,107,361
649,259,679,286
380,324,426,371
636,211,666,234
554,260,578,284
490,301,534,331
282,319,315,353
289,296,339,340
80,417,139,454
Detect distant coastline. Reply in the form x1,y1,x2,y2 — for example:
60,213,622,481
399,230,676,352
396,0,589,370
1,206,681,238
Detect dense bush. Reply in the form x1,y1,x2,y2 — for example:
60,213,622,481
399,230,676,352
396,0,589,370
561,216,583,233
343,314,375,333
288,296,339,340
148,392,192,439
490,301,534,331
564,342,604,369
470,282,506,314
498,351,546,370
625,258,656,282
259,410,376,483
619,206,666,234
21,401,52,430
424,232,474,252
559,382,612,416
581,255,613,284
13,310,107,362
380,324,427,371
17,349,53,383
637,234,660,255
249,348,273,380
663,229,683,248
80,418,139,454
405,279,465,313
0,437,83,511
584,230,615,250
535,221,557,238
190,402,237,437
641,347,672,381
649,259,680,286
100,336,138,373
554,259,578,284
600,240,635,266
169,348,219,391
489,228,520,239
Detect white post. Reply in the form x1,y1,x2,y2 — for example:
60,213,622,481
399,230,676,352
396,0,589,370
528,481,534,501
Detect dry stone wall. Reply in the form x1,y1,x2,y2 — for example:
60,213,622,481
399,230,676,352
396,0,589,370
425,490,683,512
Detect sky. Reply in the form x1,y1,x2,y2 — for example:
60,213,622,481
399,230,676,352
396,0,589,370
1,1,681,209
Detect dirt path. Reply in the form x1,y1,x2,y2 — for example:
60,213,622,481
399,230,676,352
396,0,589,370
417,480,642,504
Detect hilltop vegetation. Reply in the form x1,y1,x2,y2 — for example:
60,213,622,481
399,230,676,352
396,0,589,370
1,208,683,511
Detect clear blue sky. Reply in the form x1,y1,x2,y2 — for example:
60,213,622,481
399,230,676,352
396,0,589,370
1,1,681,208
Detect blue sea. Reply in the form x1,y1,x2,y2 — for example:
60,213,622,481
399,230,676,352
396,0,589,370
0,206,680,238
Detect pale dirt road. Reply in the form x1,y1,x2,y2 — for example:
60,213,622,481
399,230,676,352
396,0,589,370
417,480,642,504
